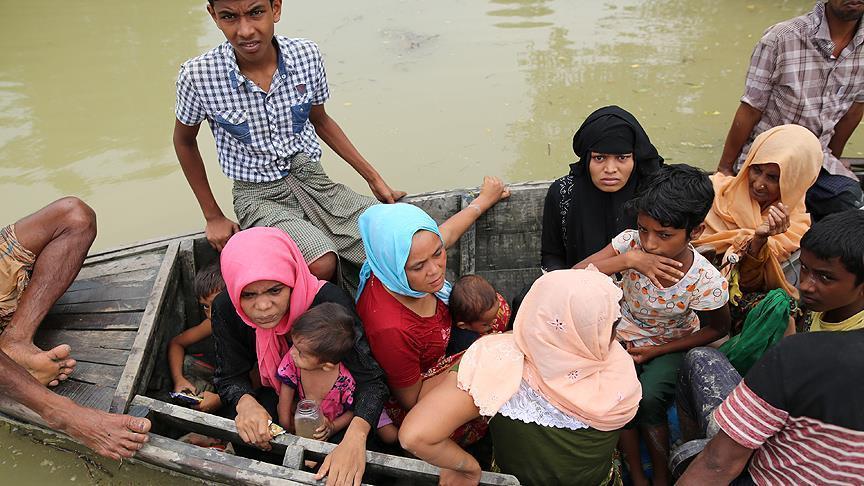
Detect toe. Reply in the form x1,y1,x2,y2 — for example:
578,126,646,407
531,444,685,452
46,344,73,361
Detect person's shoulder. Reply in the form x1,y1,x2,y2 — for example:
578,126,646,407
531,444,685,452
180,41,232,75
314,282,355,309
757,9,814,46
277,36,323,61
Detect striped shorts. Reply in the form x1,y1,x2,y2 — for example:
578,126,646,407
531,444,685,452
232,153,377,296
0,225,36,332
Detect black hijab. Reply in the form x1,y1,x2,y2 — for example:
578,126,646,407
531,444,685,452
566,105,663,261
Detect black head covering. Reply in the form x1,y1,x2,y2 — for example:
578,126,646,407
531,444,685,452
565,105,664,262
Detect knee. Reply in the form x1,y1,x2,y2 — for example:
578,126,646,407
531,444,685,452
56,197,96,238
397,422,427,454
308,252,337,282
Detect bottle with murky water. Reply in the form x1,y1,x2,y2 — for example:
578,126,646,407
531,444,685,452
294,399,324,439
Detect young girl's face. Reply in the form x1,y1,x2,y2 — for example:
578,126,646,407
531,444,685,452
239,280,292,329
289,337,324,371
636,213,703,261
588,152,635,193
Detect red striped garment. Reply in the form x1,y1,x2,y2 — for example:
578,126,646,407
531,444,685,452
715,381,864,485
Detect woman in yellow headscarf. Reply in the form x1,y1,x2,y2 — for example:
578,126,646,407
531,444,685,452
697,124,822,299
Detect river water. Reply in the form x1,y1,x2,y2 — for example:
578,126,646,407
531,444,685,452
0,0,856,483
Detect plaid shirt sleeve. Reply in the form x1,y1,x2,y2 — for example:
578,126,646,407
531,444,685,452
175,64,206,126
741,33,779,112
309,43,330,106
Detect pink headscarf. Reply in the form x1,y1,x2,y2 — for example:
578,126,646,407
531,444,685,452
220,227,327,392
457,268,641,431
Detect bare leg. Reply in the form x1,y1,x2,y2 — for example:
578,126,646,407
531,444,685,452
643,424,671,486
0,197,95,385
0,347,150,460
619,429,650,486
308,251,337,282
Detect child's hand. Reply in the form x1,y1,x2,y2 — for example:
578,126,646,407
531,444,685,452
173,377,197,395
627,344,659,365
312,418,333,441
194,391,221,413
628,251,685,287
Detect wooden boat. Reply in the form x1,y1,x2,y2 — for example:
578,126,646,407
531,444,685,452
2,157,862,484
0,182,557,485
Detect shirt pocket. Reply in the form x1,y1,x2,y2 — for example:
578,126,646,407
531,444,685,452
290,102,312,134
214,110,252,144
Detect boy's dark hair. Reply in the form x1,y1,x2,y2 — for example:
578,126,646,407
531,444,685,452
194,262,225,300
450,275,498,323
208,0,274,5
800,210,864,284
290,303,355,364
626,164,714,235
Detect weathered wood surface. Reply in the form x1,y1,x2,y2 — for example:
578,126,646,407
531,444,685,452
138,434,318,486
111,242,180,413
41,311,143,331
132,396,520,485
35,329,138,351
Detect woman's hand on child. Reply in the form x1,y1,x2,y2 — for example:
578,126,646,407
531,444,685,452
194,391,221,413
627,251,685,287
627,344,659,365
755,203,790,238
313,418,334,441
235,394,273,450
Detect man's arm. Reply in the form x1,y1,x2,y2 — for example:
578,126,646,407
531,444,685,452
829,101,864,158
677,431,754,485
309,104,406,204
173,118,239,251
717,102,763,175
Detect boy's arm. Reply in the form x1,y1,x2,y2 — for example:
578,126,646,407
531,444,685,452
829,101,864,158
574,244,686,287
277,385,296,431
677,430,754,485
628,304,731,363
717,102,762,175
173,118,239,251
308,104,406,204
573,243,626,273
168,319,213,392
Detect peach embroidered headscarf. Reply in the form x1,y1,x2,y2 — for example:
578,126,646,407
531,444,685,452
457,269,641,431
695,125,822,297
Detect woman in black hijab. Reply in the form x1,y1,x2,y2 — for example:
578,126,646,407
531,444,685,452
541,106,664,271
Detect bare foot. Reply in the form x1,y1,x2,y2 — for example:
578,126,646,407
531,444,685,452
48,400,151,460
0,341,76,387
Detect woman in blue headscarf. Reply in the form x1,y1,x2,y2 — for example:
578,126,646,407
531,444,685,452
356,177,509,419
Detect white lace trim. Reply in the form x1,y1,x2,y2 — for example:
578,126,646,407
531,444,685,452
497,380,589,431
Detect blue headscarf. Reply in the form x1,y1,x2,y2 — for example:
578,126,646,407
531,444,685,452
356,203,452,303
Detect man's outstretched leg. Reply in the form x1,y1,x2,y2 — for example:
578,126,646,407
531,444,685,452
0,347,150,459
0,197,96,386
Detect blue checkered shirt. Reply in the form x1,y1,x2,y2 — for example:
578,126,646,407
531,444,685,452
176,36,330,182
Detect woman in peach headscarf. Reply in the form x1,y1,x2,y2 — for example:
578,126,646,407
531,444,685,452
398,269,641,486
697,124,822,299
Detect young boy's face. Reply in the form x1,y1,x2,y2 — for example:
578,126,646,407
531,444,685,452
798,248,864,315
636,213,703,261
199,291,220,320
457,301,500,334
207,0,282,67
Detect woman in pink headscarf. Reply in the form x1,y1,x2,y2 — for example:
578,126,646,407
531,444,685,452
212,227,388,483
399,269,642,486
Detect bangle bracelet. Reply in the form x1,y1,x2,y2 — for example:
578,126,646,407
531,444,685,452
467,203,483,215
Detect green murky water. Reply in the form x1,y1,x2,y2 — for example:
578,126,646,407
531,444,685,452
0,0,857,483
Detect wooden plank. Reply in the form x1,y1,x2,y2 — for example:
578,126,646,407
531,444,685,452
40,312,143,331
48,298,150,314
87,231,201,260
52,380,114,411
76,250,165,280
66,267,158,293
137,434,315,486
111,242,180,413
67,361,124,386
56,280,156,305
476,268,542,305
131,396,519,485
458,194,477,277
67,346,129,366
35,329,138,351
178,239,200,326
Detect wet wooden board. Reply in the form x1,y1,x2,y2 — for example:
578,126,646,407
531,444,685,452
40,312,143,331
35,329,139,351
50,380,115,411
67,361,125,386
